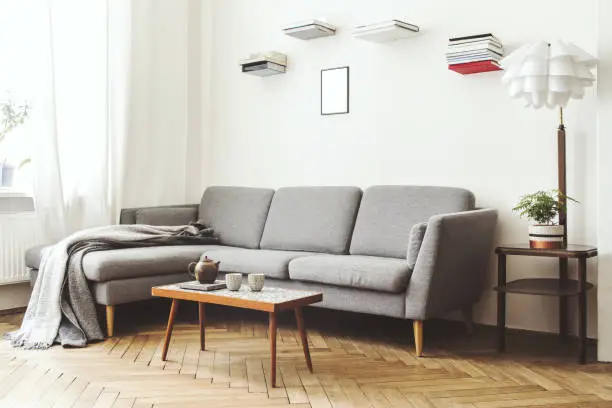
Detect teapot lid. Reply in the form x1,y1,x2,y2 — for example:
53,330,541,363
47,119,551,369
199,254,219,264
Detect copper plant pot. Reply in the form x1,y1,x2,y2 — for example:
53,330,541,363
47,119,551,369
528,224,564,249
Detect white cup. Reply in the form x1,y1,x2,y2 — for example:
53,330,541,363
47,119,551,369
248,274,265,292
225,273,242,291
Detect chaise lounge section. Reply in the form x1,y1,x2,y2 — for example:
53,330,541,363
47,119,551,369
26,185,497,355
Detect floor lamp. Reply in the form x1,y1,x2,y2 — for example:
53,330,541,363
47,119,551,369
500,40,597,247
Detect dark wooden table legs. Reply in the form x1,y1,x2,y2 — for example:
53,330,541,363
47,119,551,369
199,302,206,351
161,302,314,383
497,254,506,353
295,307,313,372
269,312,278,388
578,257,587,364
162,299,180,361
496,251,592,364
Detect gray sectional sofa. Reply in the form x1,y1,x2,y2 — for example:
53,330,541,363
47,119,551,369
26,185,497,356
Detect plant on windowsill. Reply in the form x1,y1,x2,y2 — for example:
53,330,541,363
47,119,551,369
0,99,30,187
512,190,578,249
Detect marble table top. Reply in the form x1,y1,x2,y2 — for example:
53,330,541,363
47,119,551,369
156,282,322,304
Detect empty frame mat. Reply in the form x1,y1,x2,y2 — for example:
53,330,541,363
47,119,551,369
321,67,349,115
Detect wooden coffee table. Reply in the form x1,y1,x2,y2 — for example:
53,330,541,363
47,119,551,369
152,283,323,387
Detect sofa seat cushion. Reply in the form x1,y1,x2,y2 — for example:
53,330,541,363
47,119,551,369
202,248,321,279
82,245,226,282
289,255,412,293
25,245,53,269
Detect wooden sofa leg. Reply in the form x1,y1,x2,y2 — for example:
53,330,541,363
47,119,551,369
413,320,423,357
106,305,115,337
462,306,474,336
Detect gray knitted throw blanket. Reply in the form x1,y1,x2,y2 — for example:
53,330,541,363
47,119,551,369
6,223,218,349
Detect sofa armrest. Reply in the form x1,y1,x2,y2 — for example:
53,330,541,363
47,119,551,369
405,208,498,320
119,204,199,225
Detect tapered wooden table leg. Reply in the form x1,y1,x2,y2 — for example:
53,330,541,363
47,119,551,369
199,302,206,351
106,305,115,338
161,299,180,361
295,307,313,372
269,311,277,387
413,320,423,357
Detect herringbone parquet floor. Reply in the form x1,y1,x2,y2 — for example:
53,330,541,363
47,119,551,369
0,302,610,408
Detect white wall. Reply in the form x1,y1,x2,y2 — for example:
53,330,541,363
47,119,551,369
597,0,612,361
207,0,599,337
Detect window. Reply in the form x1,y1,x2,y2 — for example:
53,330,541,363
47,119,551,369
0,2,43,194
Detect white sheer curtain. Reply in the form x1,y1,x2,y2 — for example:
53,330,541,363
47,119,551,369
31,0,131,243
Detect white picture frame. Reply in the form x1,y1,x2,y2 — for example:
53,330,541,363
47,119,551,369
321,66,349,115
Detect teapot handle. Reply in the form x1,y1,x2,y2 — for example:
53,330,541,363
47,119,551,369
188,262,197,279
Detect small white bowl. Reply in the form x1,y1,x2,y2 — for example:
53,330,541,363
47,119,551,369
226,273,242,291
248,273,265,292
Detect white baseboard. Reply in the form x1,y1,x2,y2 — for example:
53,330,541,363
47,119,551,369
0,282,31,310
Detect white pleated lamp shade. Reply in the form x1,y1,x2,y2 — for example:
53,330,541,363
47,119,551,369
500,40,596,109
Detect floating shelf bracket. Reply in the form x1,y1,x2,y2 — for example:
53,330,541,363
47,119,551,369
352,20,419,43
239,51,287,77
283,19,336,40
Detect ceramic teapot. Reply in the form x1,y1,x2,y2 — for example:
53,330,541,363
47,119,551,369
188,256,220,283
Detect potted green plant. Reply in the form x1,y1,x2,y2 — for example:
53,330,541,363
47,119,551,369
0,99,30,187
512,190,578,249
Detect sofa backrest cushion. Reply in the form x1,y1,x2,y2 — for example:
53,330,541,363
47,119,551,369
350,186,475,258
260,186,362,254
199,186,274,249
135,207,198,226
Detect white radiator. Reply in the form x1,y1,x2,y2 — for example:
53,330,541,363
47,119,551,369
0,212,43,283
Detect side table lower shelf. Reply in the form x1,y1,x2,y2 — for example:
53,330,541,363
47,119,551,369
495,278,594,297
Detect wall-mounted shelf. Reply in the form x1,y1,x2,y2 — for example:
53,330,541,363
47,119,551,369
239,52,287,76
352,20,419,43
447,33,503,75
283,19,336,40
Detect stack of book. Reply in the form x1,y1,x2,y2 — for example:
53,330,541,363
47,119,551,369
447,33,503,75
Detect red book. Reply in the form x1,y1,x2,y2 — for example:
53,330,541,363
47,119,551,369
448,60,502,75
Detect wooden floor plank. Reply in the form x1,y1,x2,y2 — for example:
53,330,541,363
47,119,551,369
195,350,214,381
229,353,248,388
297,368,332,408
246,357,267,393
280,364,309,404
134,335,162,366
38,373,78,407
53,377,89,408
111,397,135,408
122,335,147,363
212,351,231,384
92,391,119,408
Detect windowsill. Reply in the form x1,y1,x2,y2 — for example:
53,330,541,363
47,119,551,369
0,189,34,213
0,188,32,198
